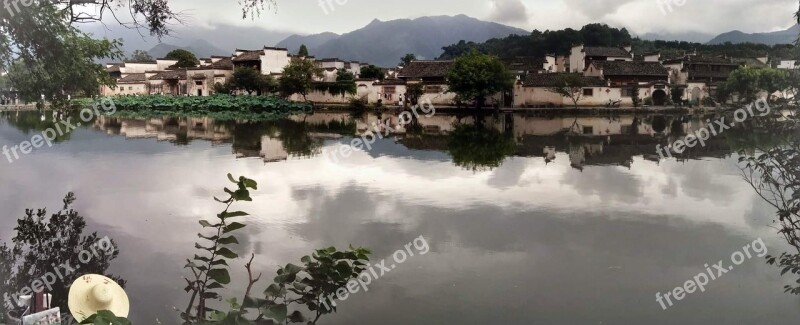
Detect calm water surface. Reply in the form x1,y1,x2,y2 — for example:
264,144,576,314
1,110,798,324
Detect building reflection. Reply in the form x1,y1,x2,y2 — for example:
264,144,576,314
92,112,737,170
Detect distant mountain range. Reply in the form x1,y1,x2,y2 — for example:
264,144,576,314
147,39,227,59
707,25,799,45
275,15,529,67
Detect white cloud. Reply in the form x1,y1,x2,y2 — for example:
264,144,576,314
489,0,529,24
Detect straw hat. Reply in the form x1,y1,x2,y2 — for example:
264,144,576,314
68,274,129,321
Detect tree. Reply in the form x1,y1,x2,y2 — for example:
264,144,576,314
400,53,417,67
279,59,323,101
548,74,589,109
670,85,683,107
446,50,514,109
128,50,154,62
722,67,789,104
758,68,790,102
298,44,309,57
631,83,641,107
406,83,424,105
360,65,384,80
165,49,200,68
231,67,276,95
335,70,355,82
0,0,275,102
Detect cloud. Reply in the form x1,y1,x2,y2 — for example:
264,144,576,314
560,0,637,19
489,0,529,24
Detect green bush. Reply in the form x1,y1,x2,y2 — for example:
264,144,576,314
643,97,653,106
78,95,312,120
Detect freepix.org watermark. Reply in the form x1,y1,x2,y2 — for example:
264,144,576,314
656,98,770,160
319,235,430,311
2,236,117,308
655,238,767,310
323,99,435,162
2,98,117,164
318,0,348,15
656,0,688,15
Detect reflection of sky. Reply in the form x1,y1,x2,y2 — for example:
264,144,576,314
0,121,798,324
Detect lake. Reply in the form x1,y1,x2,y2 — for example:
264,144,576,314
1,110,798,324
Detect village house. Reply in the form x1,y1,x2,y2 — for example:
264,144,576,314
584,61,670,105
569,45,633,73
397,60,457,106
513,73,609,107
662,54,743,102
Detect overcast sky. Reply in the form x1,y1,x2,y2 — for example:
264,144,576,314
146,0,797,35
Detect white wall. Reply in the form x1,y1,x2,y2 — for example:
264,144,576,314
261,49,291,75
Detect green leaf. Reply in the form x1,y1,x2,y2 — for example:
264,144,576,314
284,263,303,275
243,178,258,190
199,220,219,228
228,173,237,183
264,284,283,297
208,268,231,285
261,304,288,322
220,211,249,219
216,247,239,259
223,222,247,233
287,310,306,323
218,236,240,245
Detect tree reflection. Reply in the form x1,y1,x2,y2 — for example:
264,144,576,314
0,111,76,143
0,193,125,320
447,119,517,171
737,109,800,294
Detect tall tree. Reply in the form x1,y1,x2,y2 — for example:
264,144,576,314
231,67,276,95
446,50,513,109
165,49,200,68
0,0,275,101
279,59,323,101
360,65,384,80
128,49,154,62
298,44,309,57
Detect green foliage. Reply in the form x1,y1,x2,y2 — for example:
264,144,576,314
231,67,277,95
182,174,258,323
311,71,357,98
128,50,154,62
279,60,324,100
547,74,589,109
359,65,384,80
631,84,641,108
80,310,131,325
77,95,311,121
670,86,683,106
298,45,309,57
406,83,424,105
448,123,517,171
400,54,417,66
643,96,653,106
701,96,717,107
166,49,201,68
0,193,124,316
722,67,789,104
446,50,513,108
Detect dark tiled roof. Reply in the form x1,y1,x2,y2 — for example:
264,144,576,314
522,73,607,87
118,73,147,83
664,55,741,66
689,71,732,79
584,47,631,58
124,60,157,64
211,57,233,70
149,70,187,80
233,51,262,62
591,61,668,77
504,57,546,72
398,60,454,79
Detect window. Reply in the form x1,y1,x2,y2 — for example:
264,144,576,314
195,81,203,86
128,86,133,90
384,86,396,94
425,85,443,94
583,88,594,97
583,126,594,134
622,88,635,97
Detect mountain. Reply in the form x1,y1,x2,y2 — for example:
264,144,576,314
276,15,529,67
276,32,340,54
147,40,227,59
707,25,799,45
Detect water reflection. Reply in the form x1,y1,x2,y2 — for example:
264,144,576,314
2,110,800,324
80,112,740,171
